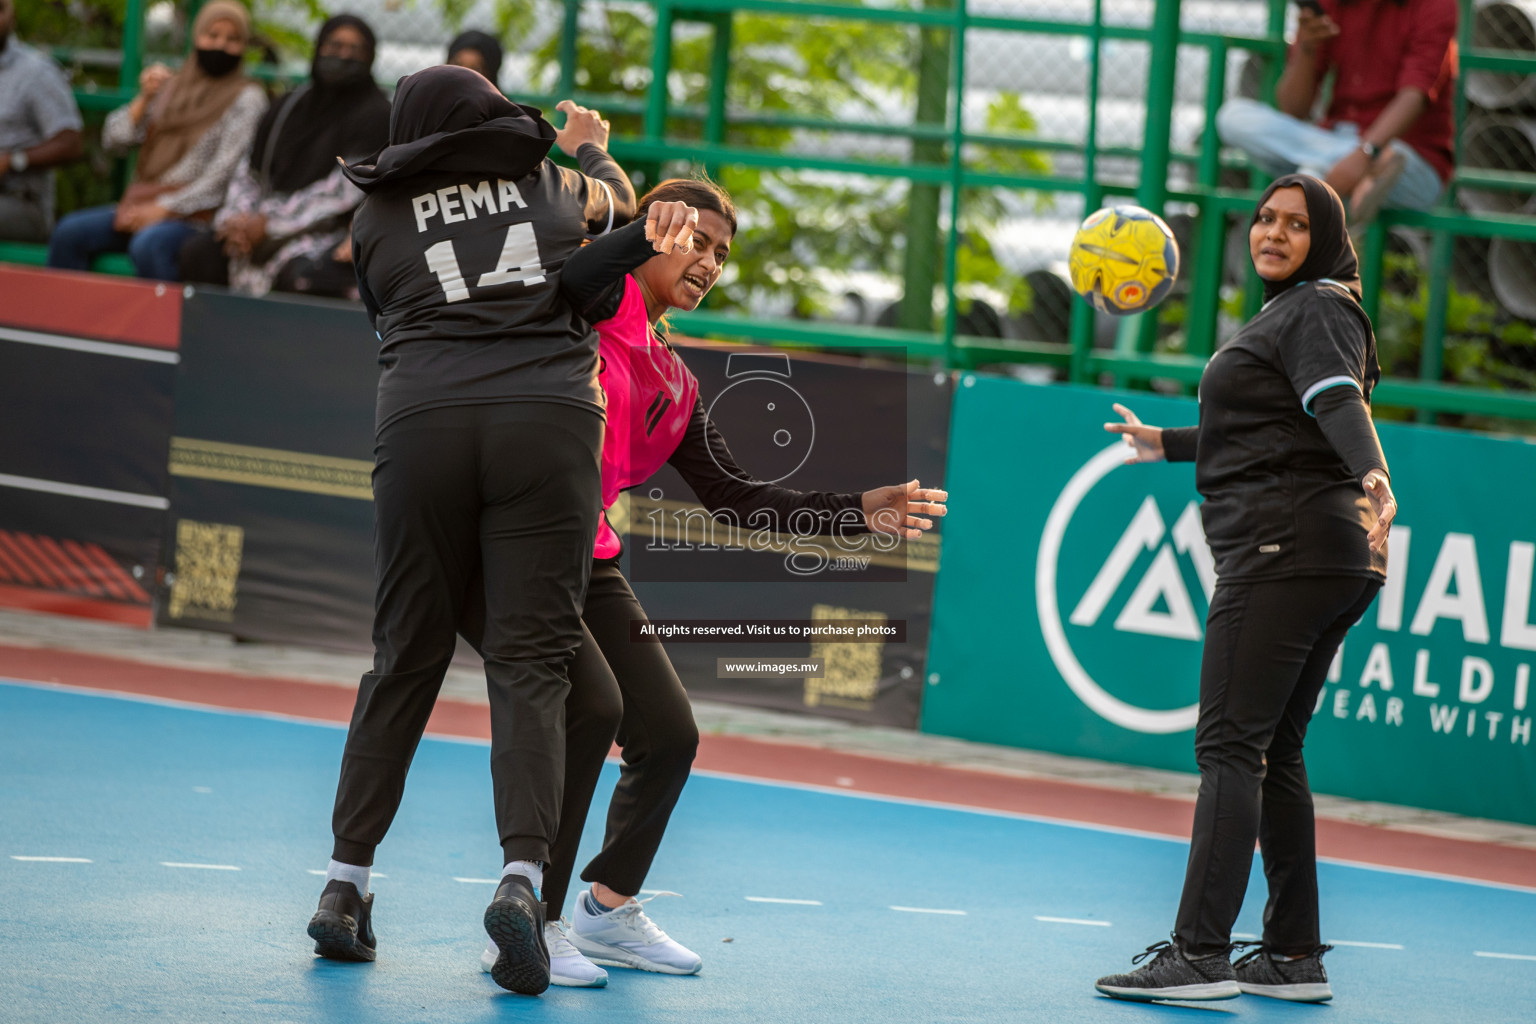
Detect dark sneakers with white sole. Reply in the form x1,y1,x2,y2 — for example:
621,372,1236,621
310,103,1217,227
1095,938,1241,1002
483,873,551,995
1233,942,1335,1002
307,879,377,962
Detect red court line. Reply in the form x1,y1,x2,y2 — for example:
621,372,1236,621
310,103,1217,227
1,642,1532,890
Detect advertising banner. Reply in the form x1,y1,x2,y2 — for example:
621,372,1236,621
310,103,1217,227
0,266,181,626
922,375,1536,826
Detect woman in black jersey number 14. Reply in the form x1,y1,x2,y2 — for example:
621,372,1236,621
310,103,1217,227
462,179,949,987
304,65,638,997
1092,175,1398,1005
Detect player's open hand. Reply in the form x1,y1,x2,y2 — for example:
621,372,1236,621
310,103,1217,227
1104,403,1166,464
554,100,610,156
862,479,948,539
1363,469,1396,553
644,201,698,255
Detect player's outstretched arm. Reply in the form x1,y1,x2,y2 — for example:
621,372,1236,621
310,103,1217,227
861,480,949,540
1103,403,1167,464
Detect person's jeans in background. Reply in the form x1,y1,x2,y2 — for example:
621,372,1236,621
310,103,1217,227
1216,97,1444,211
47,203,200,280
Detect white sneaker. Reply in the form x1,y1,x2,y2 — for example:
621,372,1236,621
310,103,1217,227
482,919,608,988
568,890,702,975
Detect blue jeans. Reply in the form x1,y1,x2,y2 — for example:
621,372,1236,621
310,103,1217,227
1215,98,1444,212
47,203,201,281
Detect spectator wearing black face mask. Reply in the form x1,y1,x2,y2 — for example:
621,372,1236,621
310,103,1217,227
46,1,265,280
178,14,390,297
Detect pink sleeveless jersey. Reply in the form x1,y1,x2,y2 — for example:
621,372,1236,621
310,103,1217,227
592,275,700,558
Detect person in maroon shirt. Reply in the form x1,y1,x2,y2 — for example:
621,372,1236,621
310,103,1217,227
1216,0,1458,226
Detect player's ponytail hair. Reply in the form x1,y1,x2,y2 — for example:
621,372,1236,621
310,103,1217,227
637,177,738,238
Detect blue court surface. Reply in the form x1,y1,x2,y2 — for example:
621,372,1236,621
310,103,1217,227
2,679,1533,1024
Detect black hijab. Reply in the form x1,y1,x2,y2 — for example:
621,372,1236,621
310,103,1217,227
1253,173,1362,303
248,14,390,194
340,64,555,192
446,29,504,86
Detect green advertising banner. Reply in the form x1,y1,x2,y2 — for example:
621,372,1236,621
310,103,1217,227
922,375,1536,826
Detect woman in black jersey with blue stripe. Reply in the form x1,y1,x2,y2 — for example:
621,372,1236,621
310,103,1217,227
1093,175,1398,1004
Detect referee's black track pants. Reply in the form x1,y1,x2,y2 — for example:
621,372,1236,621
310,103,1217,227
330,401,602,868
461,557,700,916
1174,574,1381,958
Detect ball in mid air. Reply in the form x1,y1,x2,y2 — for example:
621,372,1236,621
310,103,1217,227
1068,205,1180,316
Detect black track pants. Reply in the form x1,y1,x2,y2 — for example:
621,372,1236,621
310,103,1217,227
463,558,699,915
1174,574,1381,958
330,401,602,867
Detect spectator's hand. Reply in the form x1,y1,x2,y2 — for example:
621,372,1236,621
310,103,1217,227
1325,147,1372,200
862,479,948,539
644,201,698,254
218,213,267,257
139,64,173,100
113,202,171,233
1104,403,1166,464
554,100,610,156
1294,9,1340,58
332,235,353,263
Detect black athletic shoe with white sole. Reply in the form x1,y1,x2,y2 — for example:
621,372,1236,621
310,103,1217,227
483,874,550,995
1233,942,1334,1002
1095,939,1241,1001
307,879,376,962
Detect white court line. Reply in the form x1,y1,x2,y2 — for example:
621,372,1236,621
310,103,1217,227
1328,940,1404,950
161,862,240,871
453,877,501,884
1475,951,1536,962
1035,916,1111,927
11,855,92,863
0,325,181,364
1233,932,1259,940
891,906,966,916
0,472,169,510
746,896,823,906
307,869,385,878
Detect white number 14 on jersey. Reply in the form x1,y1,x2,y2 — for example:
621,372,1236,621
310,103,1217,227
424,222,545,303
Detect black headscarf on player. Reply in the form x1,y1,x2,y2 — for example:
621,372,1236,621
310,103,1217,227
339,64,555,193
248,14,390,194
446,29,504,86
1252,173,1362,303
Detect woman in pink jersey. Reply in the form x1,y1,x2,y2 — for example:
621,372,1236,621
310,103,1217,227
470,179,947,986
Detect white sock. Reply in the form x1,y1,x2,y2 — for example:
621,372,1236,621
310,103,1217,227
502,859,543,892
325,859,370,896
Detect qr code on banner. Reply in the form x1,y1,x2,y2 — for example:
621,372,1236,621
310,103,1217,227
168,519,245,621
804,603,887,711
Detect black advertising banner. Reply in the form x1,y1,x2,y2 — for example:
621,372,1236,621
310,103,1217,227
621,344,953,728
0,266,181,626
157,289,379,647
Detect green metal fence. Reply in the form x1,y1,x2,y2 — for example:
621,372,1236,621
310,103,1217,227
22,0,1536,424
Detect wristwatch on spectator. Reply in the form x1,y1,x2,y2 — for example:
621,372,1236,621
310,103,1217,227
7,149,28,173
1358,140,1381,161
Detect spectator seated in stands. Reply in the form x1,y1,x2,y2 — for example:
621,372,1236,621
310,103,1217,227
0,0,85,242
445,29,504,89
178,15,389,299
45,1,265,280
1216,0,1457,228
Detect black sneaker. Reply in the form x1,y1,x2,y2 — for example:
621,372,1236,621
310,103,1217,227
1095,938,1241,1001
483,874,550,995
307,879,376,962
1234,942,1334,1002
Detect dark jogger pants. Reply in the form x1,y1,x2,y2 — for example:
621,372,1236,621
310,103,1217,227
330,401,602,867
460,557,699,916
1174,574,1381,958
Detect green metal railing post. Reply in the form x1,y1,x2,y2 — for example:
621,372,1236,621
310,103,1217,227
646,2,676,140
1419,229,1455,425
1185,37,1228,359
900,0,953,334
703,11,734,177
1359,221,1386,325
939,0,969,367
1068,0,1105,383
559,0,581,98
1116,0,1182,357
1241,0,1290,323
120,0,145,90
